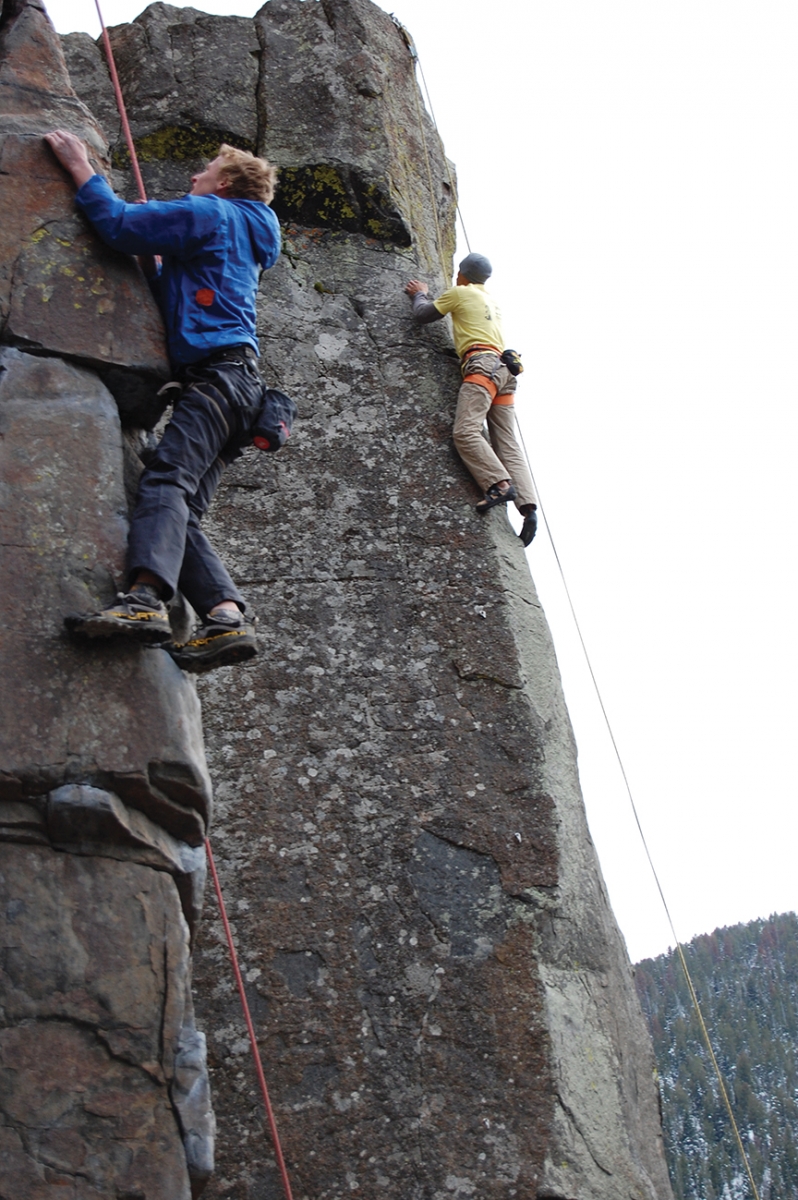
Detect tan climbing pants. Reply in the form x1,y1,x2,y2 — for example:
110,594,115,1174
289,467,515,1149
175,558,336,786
452,351,537,510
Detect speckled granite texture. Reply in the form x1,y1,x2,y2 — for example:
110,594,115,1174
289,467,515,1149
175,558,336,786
1,0,677,1195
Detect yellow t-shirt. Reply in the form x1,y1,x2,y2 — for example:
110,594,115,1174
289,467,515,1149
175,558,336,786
433,283,505,358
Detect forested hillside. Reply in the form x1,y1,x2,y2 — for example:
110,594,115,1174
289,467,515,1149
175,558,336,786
636,913,798,1199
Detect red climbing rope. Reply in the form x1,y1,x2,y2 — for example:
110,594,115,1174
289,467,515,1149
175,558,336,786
93,0,147,203
92,4,296,1194
206,839,295,1200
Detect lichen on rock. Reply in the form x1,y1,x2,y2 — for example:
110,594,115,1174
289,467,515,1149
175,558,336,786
272,163,412,244
0,0,676,1196
0,0,170,426
0,3,215,1193
113,121,256,170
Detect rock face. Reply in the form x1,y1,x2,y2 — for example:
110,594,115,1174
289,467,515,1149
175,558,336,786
63,2,261,202
0,347,212,845
66,1,674,1197
0,1,214,1194
0,843,195,1198
0,0,169,425
0,0,673,1194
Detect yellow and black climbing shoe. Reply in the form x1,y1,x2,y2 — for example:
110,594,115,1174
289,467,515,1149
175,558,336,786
165,610,259,674
65,586,172,645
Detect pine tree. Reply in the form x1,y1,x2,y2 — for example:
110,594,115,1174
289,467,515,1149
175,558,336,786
636,912,798,1199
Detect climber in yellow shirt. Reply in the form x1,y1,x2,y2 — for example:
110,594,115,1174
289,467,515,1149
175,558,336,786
405,253,537,546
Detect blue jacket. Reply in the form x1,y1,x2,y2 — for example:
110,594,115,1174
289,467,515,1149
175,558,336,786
75,174,281,367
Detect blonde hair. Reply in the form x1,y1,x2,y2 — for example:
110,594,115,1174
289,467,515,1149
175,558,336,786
217,144,278,204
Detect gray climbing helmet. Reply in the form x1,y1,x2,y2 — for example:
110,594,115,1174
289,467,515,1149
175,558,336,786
459,253,492,283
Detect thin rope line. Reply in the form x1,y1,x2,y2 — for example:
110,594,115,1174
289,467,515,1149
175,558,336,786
392,16,463,272
93,4,295,1190
409,78,447,279
93,0,757,1187
206,839,295,1200
414,54,471,252
401,37,750,1165
513,416,761,1200
94,0,146,202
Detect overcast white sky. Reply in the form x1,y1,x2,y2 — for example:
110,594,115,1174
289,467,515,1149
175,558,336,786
48,0,798,964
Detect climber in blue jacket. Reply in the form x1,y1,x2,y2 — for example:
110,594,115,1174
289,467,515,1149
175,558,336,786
46,129,281,672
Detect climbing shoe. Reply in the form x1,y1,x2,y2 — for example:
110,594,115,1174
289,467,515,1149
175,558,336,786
475,483,517,514
165,609,259,674
520,508,538,547
65,585,172,645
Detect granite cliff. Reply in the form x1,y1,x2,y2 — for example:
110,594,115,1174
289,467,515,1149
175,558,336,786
0,1,212,1194
0,0,673,1196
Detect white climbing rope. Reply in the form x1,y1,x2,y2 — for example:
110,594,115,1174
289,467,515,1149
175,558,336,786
392,16,471,270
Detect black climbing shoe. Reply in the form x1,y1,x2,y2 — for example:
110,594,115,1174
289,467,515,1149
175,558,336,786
475,483,517,514
65,585,172,644
165,609,259,674
520,508,538,547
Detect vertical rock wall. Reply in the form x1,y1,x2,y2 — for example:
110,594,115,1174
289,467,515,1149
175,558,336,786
64,1,674,1197
0,1,213,1194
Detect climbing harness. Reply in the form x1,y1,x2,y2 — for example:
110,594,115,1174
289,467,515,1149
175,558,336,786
397,24,763,1197
93,4,295,1195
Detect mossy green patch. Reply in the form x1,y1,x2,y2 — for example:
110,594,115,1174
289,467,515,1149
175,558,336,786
276,165,356,225
272,164,410,246
112,125,255,168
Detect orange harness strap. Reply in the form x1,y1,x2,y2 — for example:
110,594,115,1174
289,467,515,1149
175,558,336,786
461,343,502,360
462,373,515,406
463,372,498,399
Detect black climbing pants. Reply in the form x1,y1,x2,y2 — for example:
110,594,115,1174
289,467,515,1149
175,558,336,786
126,353,264,615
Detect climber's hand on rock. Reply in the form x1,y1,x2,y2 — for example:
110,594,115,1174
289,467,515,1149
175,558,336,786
404,279,428,297
45,130,95,189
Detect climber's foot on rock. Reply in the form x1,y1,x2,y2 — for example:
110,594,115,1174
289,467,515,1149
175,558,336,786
519,505,538,547
476,482,517,514
65,584,173,645
165,608,259,674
